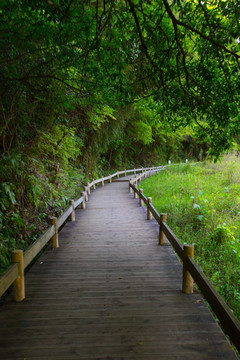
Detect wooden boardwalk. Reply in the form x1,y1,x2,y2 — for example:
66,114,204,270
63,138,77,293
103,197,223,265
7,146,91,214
0,179,238,360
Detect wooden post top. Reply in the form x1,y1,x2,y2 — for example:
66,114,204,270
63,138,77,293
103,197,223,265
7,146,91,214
160,213,167,222
184,244,194,257
51,217,57,224
12,249,23,258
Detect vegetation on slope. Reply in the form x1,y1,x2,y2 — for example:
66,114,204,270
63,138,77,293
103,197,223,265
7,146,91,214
140,154,240,320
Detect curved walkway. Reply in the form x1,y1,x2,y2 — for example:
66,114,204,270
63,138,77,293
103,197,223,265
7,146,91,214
0,179,238,359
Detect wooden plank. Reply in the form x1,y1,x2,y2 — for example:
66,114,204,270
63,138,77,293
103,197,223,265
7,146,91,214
187,257,240,353
0,307,215,323
0,264,18,297
57,206,72,228
112,179,129,182
0,312,219,329
1,294,208,310
23,226,55,269
0,331,229,346
0,343,237,360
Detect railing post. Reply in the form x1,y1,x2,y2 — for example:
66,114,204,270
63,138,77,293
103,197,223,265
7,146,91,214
109,175,112,183
134,168,136,175
87,182,90,195
159,213,167,245
51,217,59,248
129,179,132,193
147,197,152,220
70,199,75,222
85,187,88,201
125,169,127,176
93,179,96,190
134,184,137,199
135,175,138,186
117,171,119,179
12,250,25,302
182,244,194,294
81,192,86,209
102,176,104,186
144,171,147,179
139,189,143,206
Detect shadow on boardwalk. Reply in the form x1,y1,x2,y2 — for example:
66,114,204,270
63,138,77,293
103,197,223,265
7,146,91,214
0,180,238,359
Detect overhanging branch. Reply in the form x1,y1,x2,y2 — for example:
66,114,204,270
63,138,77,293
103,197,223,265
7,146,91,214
162,0,240,61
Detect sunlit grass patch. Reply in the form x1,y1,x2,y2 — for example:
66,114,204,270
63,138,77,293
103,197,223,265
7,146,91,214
140,155,240,320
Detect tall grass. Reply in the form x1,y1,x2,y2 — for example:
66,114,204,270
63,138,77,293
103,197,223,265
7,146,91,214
140,154,240,320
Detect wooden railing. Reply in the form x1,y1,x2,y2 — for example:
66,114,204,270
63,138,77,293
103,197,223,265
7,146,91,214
0,165,163,302
129,172,240,354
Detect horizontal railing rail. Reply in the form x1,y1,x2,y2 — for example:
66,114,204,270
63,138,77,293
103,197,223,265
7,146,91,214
0,264,18,299
0,165,163,302
57,205,73,229
129,176,240,353
23,226,55,270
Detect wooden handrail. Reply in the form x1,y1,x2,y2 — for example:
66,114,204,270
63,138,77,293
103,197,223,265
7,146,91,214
0,264,18,298
0,165,161,302
58,205,73,229
129,178,240,353
187,257,240,351
74,195,84,209
161,222,184,260
23,226,55,269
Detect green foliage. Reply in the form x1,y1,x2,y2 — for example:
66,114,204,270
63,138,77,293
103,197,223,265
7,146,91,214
0,125,86,275
140,154,240,320
0,0,239,159
36,124,82,166
88,105,116,130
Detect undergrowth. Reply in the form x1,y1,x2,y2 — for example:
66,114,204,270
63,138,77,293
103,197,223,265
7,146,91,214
0,125,87,275
140,154,240,321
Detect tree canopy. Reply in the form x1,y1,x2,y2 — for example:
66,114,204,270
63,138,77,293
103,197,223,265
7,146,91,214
0,0,239,158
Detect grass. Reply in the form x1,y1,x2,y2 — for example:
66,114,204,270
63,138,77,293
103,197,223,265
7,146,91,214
140,154,240,321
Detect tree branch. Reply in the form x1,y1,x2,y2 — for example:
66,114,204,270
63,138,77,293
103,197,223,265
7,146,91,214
162,0,240,61
126,0,165,88
45,0,71,20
